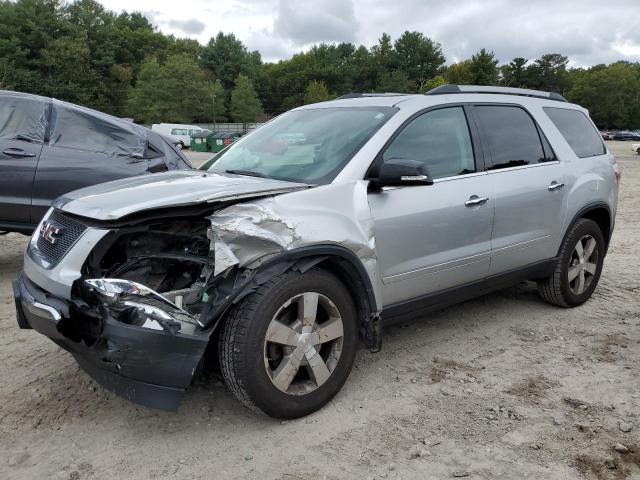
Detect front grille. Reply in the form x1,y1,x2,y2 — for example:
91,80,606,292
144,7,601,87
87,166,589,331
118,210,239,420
35,209,87,268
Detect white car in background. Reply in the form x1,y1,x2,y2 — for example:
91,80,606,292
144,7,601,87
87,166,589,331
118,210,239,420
151,123,204,149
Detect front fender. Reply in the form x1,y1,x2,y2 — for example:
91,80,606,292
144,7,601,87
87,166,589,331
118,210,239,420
207,180,383,312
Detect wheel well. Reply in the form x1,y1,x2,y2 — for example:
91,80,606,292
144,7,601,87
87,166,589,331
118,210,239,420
315,255,374,337
580,207,611,249
200,251,379,375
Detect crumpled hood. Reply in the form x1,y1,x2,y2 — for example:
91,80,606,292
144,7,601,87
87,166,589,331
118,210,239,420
52,170,309,220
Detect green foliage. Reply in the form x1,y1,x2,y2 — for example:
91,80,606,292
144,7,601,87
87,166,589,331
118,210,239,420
393,31,445,90
421,75,446,92
446,60,474,85
200,32,261,90
376,70,411,93
500,57,528,87
527,54,570,92
469,49,499,85
231,74,263,123
126,55,219,123
567,62,640,129
304,80,332,104
0,1,638,129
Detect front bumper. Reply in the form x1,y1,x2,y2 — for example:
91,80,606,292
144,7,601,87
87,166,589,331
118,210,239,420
13,272,210,411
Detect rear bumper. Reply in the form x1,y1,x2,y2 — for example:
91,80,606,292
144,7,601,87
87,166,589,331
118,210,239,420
13,272,210,411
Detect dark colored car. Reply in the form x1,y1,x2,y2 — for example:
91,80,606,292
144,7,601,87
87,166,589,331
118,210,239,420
613,131,640,141
0,90,191,234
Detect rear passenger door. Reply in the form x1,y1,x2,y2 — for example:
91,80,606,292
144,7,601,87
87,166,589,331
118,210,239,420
472,104,567,274
0,95,46,225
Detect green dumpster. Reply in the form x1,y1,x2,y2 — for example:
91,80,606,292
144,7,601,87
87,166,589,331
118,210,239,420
190,130,211,152
209,132,239,153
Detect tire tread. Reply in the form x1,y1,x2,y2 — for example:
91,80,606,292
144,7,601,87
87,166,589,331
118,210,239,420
537,218,603,307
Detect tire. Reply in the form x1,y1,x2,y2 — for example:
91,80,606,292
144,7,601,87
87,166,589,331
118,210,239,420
218,268,359,418
537,218,605,307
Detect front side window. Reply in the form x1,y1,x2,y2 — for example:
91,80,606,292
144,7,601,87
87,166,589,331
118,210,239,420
474,105,546,170
207,107,396,184
544,107,606,158
172,128,188,135
382,107,476,179
0,96,46,143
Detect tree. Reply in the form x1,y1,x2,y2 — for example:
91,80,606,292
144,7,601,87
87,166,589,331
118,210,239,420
371,33,395,72
421,75,446,92
567,62,640,129
210,79,227,122
126,55,217,123
231,74,263,123
527,53,570,92
393,31,445,91
376,70,411,93
501,57,529,87
200,32,261,90
304,80,332,104
469,48,499,85
446,60,474,85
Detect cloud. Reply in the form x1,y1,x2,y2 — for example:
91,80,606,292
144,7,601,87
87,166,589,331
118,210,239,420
274,0,359,46
101,0,640,66
166,18,206,35
351,0,640,66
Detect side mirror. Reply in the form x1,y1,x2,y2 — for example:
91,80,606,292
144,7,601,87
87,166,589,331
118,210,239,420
369,158,434,188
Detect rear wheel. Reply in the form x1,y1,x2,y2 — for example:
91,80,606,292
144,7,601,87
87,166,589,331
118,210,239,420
218,268,358,418
538,218,605,307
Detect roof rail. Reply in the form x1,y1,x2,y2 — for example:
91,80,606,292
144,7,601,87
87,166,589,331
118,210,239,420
336,92,411,100
426,84,567,102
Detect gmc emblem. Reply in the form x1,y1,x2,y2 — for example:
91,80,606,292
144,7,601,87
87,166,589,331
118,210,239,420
40,221,64,245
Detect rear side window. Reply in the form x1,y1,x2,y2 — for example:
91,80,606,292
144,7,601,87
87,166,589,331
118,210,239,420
172,128,188,135
544,107,606,158
474,105,546,170
0,96,47,143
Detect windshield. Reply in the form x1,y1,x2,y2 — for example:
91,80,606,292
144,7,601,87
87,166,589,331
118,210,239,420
205,106,396,184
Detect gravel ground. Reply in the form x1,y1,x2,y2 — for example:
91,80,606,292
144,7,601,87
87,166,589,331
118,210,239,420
1,142,638,480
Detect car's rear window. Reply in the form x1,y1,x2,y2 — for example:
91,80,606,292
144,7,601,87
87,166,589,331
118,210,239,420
543,107,606,158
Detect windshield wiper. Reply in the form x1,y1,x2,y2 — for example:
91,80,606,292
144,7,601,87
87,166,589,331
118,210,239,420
225,169,270,179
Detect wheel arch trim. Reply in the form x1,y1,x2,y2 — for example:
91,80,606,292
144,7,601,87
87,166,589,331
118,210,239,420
560,202,612,255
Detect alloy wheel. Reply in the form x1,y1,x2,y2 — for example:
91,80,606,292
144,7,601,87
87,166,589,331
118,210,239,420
263,292,344,395
568,234,598,295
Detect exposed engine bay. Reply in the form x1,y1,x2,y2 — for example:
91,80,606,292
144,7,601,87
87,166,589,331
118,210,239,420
16,178,382,410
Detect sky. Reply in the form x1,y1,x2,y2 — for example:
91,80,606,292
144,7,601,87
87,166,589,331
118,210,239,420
99,0,640,66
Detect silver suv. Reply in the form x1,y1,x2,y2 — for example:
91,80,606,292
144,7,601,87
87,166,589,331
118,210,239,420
13,85,619,418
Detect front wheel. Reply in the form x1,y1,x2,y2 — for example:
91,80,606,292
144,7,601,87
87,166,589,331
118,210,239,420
538,218,605,307
218,268,359,418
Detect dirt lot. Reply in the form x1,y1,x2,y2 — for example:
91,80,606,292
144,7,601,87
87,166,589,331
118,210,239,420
1,142,638,480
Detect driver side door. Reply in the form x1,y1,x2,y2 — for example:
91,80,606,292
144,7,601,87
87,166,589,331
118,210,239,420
367,106,495,307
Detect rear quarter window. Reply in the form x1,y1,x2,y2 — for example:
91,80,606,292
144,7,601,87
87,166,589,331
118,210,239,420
543,107,606,158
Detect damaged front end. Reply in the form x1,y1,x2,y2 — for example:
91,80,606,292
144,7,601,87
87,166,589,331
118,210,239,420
16,180,384,410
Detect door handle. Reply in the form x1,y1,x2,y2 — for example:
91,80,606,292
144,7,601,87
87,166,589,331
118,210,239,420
465,195,489,207
548,182,565,191
2,148,36,158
